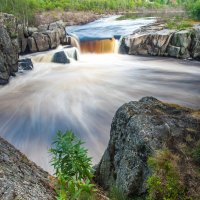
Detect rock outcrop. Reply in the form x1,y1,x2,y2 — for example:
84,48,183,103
120,24,200,60
95,97,200,198
19,20,68,54
0,13,19,84
0,136,56,200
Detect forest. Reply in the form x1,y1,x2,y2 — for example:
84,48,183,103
0,0,200,21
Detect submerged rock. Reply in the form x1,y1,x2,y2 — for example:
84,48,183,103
18,58,33,70
0,136,56,199
52,50,71,64
95,97,200,198
52,47,79,64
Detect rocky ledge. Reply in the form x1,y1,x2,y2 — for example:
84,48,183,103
95,97,200,199
120,23,200,60
0,12,77,84
18,20,69,54
0,13,19,84
0,136,56,200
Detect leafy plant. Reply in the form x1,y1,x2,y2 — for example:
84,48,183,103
49,131,96,200
146,149,192,200
186,0,200,20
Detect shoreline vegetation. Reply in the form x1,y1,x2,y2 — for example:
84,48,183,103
0,0,199,26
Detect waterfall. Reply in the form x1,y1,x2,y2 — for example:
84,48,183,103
80,38,118,53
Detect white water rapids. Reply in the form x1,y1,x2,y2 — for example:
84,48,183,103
0,17,199,173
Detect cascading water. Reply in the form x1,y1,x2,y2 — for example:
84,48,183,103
0,16,199,173
66,15,158,54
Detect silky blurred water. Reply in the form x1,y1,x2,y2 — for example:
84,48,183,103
67,15,156,41
0,17,199,173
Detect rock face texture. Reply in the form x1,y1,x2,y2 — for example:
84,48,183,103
0,136,56,200
95,97,200,198
192,26,200,59
19,20,67,54
0,13,19,84
120,24,200,60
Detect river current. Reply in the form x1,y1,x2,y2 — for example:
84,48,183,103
0,16,199,173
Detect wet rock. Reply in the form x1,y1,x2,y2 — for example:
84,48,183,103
18,58,33,70
44,30,60,49
171,30,192,48
52,47,79,64
52,50,70,64
167,45,181,57
32,32,50,52
95,97,200,198
18,20,67,53
63,47,79,61
27,37,37,53
0,136,56,199
169,30,192,58
128,29,175,56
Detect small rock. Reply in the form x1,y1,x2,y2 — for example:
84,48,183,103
52,51,70,64
18,58,33,71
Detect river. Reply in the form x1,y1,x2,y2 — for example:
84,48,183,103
0,16,199,173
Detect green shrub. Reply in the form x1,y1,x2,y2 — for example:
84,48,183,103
147,149,192,200
49,131,96,200
0,0,191,23
186,0,200,20
166,17,192,30
0,0,40,25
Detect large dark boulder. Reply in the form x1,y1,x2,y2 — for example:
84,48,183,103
95,97,200,198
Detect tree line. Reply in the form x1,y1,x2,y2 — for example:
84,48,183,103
0,0,199,25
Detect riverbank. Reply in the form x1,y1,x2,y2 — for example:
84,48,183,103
120,21,200,61
33,8,186,26
34,10,102,26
